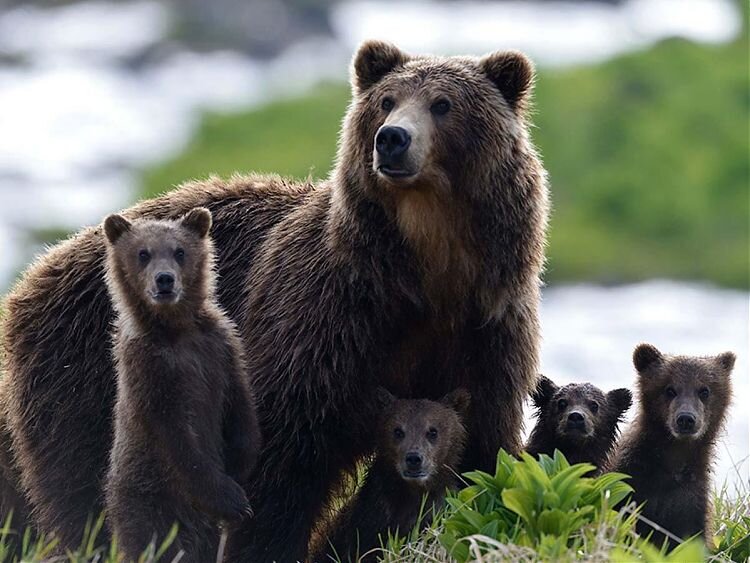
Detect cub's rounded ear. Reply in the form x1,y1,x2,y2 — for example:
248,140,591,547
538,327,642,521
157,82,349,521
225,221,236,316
376,387,396,409
607,388,633,414
441,388,471,417
633,343,663,374
479,50,535,113
715,351,736,373
181,207,212,239
531,375,558,409
103,214,132,245
352,40,408,93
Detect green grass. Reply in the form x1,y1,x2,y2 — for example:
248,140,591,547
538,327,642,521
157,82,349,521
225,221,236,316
140,34,749,289
0,454,745,562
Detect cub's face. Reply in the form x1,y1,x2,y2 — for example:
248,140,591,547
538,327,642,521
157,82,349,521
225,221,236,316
103,208,213,308
376,389,469,488
633,344,735,440
532,377,632,444
348,41,534,195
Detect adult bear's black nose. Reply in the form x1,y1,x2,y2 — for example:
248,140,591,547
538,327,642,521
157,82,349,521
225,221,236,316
405,452,423,470
376,126,411,159
676,412,696,433
155,272,175,293
567,411,585,429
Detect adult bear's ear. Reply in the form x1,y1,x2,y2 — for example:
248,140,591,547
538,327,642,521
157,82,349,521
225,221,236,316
607,388,633,416
633,343,663,374
531,375,557,409
352,40,409,93
441,388,471,417
103,214,132,245
181,207,212,239
714,351,736,373
479,50,535,113
376,387,397,409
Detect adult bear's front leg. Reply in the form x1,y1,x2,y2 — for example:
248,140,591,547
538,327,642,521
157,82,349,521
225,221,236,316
461,296,541,473
227,419,367,563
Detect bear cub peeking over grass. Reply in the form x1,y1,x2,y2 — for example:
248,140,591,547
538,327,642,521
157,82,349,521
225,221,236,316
526,376,632,469
607,343,735,550
102,208,260,562
312,388,470,563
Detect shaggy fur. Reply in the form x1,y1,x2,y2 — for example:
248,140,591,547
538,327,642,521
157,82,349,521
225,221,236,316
0,176,305,548
311,389,469,562
103,209,259,562
526,376,632,468
0,40,548,559
606,344,734,549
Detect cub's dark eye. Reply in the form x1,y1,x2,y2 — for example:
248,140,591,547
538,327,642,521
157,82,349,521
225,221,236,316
431,99,451,116
557,399,568,411
427,427,438,440
393,427,405,440
138,250,150,264
665,387,677,399
698,387,710,400
174,248,185,263
381,97,395,111
589,401,599,414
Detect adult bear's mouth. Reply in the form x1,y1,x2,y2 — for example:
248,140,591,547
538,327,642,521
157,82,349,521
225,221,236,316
377,165,416,179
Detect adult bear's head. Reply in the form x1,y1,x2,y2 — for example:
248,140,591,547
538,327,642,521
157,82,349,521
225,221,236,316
335,40,536,203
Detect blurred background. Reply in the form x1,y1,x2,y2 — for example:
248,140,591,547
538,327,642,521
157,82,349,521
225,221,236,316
0,0,747,485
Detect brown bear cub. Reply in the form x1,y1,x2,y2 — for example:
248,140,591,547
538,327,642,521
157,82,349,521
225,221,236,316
312,388,470,562
526,376,632,468
102,208,260,562
607,344,734,549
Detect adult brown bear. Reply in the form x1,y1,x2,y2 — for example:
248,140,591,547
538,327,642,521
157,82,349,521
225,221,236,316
0,41,548,560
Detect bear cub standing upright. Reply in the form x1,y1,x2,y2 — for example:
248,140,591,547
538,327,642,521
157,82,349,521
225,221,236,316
103,208,260,562
607,344,734,549
312,388,470,562
526,376,632,468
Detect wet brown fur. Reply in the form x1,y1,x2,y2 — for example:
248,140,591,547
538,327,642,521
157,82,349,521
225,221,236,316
311,389,469,563
103,209,259,562
0,41,548,560
525,376,632,469
606,344,734,549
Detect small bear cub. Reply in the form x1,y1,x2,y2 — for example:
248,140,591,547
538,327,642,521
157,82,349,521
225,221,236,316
607,343,734,549
526,376,632,468
102,208,260,562
313,388,470,563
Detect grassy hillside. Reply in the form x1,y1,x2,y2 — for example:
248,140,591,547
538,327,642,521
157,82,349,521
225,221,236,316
141,35,749,288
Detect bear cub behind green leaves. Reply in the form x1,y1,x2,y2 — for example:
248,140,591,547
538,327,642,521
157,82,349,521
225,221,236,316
102,208,260,562
526,376,632,469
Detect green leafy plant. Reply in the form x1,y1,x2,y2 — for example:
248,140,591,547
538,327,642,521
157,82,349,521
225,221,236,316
438,449,634,561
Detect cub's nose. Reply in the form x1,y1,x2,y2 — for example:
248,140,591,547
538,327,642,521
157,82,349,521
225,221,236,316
676,413,696,433
567,411,585,429
405,452,423,470
155,272,175,293
376,126,411,159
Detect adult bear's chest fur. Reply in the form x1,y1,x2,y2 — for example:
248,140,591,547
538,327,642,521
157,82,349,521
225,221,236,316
379,304,479,400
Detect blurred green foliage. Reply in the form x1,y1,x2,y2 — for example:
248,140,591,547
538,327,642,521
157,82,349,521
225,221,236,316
141,35,749,288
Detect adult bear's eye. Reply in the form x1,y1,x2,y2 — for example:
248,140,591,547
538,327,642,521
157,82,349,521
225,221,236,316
589,401,599,414
698,387,710,400
557,399,568,411
174,248,185,263
393,427,405,440
138,250,150,264
381,97,395,111
431,99,451,116
665,387,677,399
426,427,438,441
